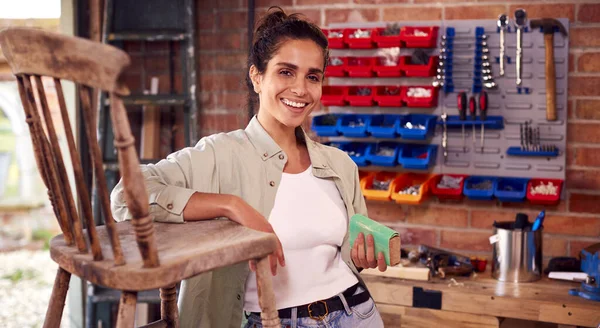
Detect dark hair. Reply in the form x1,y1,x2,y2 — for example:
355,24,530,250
246,7,329,107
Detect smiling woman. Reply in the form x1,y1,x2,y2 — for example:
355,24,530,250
111,6,386,328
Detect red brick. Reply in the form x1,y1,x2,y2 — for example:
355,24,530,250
200,92,217,111
354,0,408,4
508,4,575,21
575,148,600,167
200,72,245,92
199,113,244,133
366,200,405,223
298,0,347,5
256,0,293,7
568,77,600,97
217,92,247,111
297,9,321,25
383,7,442,21
578,3,600,23
325,9,379,26
569,193,600,214
216,53,248,71
219,11,248,30
569,53,575,73
199,13,215,30
406,206,468,227
143,55,170,72
568,123,600,144
566,169,600,191
198,0,218,11
545,213,600,236
471,210,536,229
570,240,599,257
578,53,600,73
198,55,216,71
396,227,437,246
199,32,244,51
445,5,506,20
567,99,574,119
567,145,575,165
544,237,568,257
500,200,567,213
576,100,600,120
571,27,600,47
216,0,242,10
440,230,491,252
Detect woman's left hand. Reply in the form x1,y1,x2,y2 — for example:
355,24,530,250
351,232,387,272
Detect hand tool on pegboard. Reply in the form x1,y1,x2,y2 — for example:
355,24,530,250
479,91,488,153
530,18,568,122
469,95,477,151
497,14,509,77
441,112,448,162
514,9,528,86
457,91,467,152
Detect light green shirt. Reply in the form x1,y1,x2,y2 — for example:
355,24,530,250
110,116,369,328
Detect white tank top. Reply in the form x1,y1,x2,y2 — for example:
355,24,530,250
243,166,358,311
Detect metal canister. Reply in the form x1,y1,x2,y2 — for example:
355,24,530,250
491,221,543,282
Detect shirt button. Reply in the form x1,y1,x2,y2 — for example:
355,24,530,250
237,294,241,300
269,181,275,187
263,152,268,157
278,154,284,160
167,203,174,210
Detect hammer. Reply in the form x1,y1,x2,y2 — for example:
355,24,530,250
530,18,567,121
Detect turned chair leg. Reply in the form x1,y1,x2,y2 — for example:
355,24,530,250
116,291,138,328
160,284,179,328
43,267,71,328
255,256,280,328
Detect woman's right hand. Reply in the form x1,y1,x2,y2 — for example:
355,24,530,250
227,196,285,276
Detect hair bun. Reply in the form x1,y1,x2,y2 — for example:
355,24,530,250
254,7,288,39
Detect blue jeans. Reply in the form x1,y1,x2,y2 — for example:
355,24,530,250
243,286,384,328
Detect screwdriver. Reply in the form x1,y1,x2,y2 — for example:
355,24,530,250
469,95,477,152
457,92,467,153
479,91,488,153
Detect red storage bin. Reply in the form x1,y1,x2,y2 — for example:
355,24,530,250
373,56,402,78
402,86,438,108
373,86,404,107
344,28,375,49
321,86,348,107
323,28,346,49
326,56,347,77
430,174,467,201
346,86,376,107
526,178,563,205
400,26,439,48
372,27,401,48
345,57,376,78
400,55,438,77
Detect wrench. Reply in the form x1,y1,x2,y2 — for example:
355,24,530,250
514,9,527,86
497,14,509,76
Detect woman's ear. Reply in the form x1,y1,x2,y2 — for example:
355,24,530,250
249,65,261,94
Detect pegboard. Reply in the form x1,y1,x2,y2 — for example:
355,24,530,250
324,19,569,181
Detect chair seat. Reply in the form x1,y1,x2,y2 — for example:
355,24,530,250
50,219,278,291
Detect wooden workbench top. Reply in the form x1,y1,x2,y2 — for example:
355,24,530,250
362,271,600,327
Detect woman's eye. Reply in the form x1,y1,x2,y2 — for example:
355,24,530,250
308,75,321,82
279,70,292,76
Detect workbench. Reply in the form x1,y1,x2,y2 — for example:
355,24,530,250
363,272,600,327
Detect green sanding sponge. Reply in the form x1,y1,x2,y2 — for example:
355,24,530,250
349,214,401,266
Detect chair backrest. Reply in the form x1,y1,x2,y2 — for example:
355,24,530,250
0,27,160,268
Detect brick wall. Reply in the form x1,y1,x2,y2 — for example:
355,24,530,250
196,0,600,261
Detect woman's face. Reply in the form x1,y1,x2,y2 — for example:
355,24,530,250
251,38,325,129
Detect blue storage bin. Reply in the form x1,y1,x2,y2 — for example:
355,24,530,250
367,142,401,167
463,176,497,200
397,144,437,170
494,178,528,202
311,114,340,137
337,114,372,138
396,114,437,140
367,114,402,138
336,142,372,167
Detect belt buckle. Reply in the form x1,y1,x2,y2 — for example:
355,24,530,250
307,300,328,321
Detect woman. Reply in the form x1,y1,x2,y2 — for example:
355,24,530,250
111,7,386,328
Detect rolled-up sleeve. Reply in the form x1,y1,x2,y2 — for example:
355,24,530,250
111,137,219,223
351,165,368,218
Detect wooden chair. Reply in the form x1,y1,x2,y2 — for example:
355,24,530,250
0,27,281,328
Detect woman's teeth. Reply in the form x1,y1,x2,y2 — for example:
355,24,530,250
282,98,307,108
